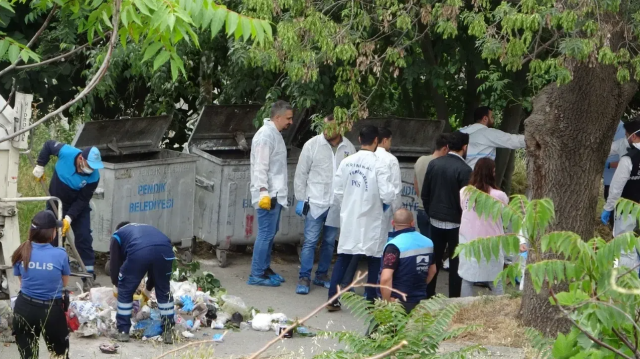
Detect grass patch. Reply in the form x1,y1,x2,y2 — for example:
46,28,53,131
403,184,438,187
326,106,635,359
449,296,528,348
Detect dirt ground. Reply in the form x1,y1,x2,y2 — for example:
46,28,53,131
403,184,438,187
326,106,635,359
0,248,520,359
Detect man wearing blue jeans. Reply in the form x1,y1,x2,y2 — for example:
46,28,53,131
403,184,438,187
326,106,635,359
294,114,356,294
248,100,294,287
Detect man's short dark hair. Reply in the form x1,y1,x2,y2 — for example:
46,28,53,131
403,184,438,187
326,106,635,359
624,118,640,137
474,106,492,122
448,131,469,151
325,114,334,122
435,133,449,150
115,221,130,231
270,100,292,118
377,127,392,142
359,125,379,146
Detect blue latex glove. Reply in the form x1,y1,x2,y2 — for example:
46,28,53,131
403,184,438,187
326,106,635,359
295,201,305,216
601,210,612,225
382,204,390,212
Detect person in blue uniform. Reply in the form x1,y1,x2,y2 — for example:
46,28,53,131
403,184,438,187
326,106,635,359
12,210,71,359
109,222,176,344
378,209,437,313
32,140,103,288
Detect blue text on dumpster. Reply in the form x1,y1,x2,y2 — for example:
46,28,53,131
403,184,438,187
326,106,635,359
130,182,173,213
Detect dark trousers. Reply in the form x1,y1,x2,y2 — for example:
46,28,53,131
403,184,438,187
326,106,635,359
48,204,95,274
417,210,431,239
604,185,615,227
329,253,381,301
12,294,69,359
426,225,462,298
116,245,175,333
340,255,361,287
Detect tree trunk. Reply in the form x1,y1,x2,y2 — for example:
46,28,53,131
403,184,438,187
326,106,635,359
495,103,525,191
521,62,637,336
418,28,449,122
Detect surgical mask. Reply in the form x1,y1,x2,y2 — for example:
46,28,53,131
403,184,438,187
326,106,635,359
81,163,94,174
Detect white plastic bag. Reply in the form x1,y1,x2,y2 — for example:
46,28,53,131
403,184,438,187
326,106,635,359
70,301,99,323
251,313,273,332
90,287,117,309
221,294,248,317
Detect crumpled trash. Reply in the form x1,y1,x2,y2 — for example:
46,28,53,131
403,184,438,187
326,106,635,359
251,313,273,332
192,303,207,318
66,312,80,332
134,319,163,338
171,281,197,299
70,301,99,324
76,322,99,337
90,287,117,310
150,308,161,321
271,313,287,323
99,343,120,354
212,333,225,342
296,326,315,337
221,295,248,317
182,331,195,338
180,295,195,312
230,312,243,325
136,306,151,321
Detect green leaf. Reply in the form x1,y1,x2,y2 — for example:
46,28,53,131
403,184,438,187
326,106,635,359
0,1,14,13
142,42,163,62
234,19,243,40
19,50,28,63
240,16,252,42
8,44,19,63
253,19,264,45
0,40,10,59
167,13,176,31
170,58,178,81
171,53,186,77
226,11,239,36
153,50,171,70
102,10,113,29
133,0,150,16
210,7,227,38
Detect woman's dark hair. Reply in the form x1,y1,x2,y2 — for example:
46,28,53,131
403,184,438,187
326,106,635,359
11,228,56,271
469,158,496,193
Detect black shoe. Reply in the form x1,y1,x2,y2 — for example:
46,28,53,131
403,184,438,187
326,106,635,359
327,300,341,312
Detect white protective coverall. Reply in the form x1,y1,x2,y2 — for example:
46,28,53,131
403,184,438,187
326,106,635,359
375,147,403,237
294,134,356,227
250,119,289,208
459,123,525,169
605,142,640,269
333,150,395,257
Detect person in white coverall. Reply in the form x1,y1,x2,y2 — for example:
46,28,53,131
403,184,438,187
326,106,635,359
248,100,294,287
601,118,640,274
294,114,356,294
460,106,525,169
375,127,403,236
327,125,395,311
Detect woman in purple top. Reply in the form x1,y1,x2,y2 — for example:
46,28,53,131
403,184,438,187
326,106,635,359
458,158,508,297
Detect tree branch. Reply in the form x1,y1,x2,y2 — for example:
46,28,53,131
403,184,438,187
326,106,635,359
522,33,559,66
612,328,640,359
0,0,122,144
364,340,408,359
0,4,59,78
550,289,633,359
15,34,109,71
0,78,16,114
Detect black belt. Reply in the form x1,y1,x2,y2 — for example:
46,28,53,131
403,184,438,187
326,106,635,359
19,292,62,306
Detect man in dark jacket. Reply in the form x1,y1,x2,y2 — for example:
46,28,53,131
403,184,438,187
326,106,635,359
421,131,471,298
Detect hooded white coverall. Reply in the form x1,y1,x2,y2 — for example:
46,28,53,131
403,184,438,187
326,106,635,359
294,134,356,227
250,119,289,208
459,123,525,169
375,147,403,236
333,150,396,257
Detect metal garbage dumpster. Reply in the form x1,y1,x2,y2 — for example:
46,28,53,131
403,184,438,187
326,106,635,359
344,117,446,219
186,105,304,267
71,115,198,257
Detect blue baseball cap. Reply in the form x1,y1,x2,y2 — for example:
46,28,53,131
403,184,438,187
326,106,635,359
81,147,104,170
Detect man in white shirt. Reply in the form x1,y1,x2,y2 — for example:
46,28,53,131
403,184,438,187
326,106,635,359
375,127,403,238
294,115,356,295
248,100,294,287
601,118,640,271
327,125,395,311
460,106,525,169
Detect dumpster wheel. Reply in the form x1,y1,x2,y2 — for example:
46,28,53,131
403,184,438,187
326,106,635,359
216,249,229,268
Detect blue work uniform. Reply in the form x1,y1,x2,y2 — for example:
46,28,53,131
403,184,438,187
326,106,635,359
110,223,175,334
12,243,71,358
378,228,434,310
37,140,100,274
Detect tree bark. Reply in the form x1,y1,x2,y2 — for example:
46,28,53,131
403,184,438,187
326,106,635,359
495,102,525,191
521,61,637,335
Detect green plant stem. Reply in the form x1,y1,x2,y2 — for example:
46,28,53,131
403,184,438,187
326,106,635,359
363,340,408,359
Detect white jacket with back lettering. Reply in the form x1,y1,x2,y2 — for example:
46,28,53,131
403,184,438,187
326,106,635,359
459,123,525,169
333,150,395,257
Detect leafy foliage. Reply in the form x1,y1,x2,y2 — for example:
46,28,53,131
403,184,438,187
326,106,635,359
315,293,483,359
457,186,640,358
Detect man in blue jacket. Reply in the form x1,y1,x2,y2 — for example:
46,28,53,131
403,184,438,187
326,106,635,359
378,209,436,313
109,222,176,344
33,140,103,289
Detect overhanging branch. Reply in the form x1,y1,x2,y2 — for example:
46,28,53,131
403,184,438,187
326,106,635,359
15,34,109,71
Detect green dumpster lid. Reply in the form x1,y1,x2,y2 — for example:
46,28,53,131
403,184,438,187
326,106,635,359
343,117,446,157
71,115,173,156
